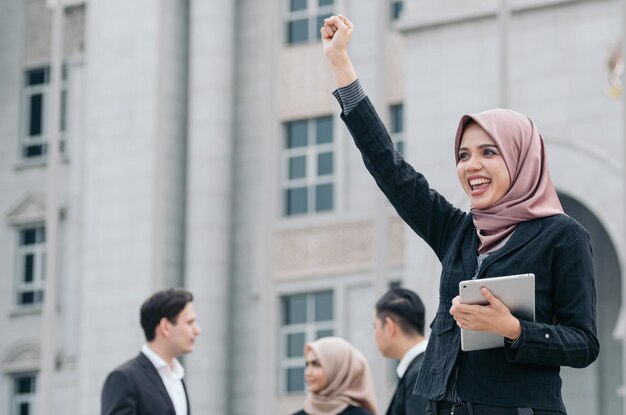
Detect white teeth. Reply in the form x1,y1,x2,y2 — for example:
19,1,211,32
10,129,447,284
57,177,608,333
469,178,490,186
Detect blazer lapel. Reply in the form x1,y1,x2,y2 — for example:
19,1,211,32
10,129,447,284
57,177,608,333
182,379,190,415
461,226,480,280
137,353,176,414
476,219,543,279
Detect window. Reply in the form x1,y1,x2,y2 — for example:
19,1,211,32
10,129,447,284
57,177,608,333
279,291,335,393
389,104,404,156
21,65,68,160
283,116,335,216
285,0,334,45
11,375,36,415
16,225,46,307
390,0,404,21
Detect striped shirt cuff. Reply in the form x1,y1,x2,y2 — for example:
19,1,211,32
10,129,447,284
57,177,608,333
332,79,366,115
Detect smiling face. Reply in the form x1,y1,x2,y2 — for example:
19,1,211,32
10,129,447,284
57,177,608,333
304,349,328,394
456,123,511,210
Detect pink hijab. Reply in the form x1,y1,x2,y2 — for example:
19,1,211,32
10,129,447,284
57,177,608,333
454,109,564,254
303,337,377,415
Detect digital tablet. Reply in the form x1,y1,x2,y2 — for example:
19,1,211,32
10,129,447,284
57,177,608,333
459,273,535,352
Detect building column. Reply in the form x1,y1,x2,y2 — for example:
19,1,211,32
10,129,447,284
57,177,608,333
183,1,235,414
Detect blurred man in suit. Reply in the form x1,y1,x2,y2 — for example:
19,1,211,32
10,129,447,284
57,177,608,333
374,288,428,415
101,288,201,415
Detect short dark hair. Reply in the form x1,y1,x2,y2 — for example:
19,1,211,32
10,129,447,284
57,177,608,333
140,288,194,341
375,288,425,336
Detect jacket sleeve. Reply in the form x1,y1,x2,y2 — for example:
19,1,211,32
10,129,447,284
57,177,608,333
504,225,600,368
340,97,465,259
101,370,138,415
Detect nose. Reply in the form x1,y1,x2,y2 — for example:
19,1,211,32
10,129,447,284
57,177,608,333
194,324,202,336
465,155,481,172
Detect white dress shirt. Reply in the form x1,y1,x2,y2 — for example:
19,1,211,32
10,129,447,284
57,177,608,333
141,344,188,415
396,339,428,379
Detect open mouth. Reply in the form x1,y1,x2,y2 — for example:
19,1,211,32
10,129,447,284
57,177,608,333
469,177,490,192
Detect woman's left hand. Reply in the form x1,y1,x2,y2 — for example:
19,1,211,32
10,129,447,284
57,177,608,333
449,287,522,340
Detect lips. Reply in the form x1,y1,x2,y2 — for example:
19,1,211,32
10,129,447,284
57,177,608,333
468,177,491,195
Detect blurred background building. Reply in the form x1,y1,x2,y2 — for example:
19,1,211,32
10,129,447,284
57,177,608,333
0,0,623,414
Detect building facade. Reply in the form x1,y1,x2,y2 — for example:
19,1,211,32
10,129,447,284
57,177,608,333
0,0,623,414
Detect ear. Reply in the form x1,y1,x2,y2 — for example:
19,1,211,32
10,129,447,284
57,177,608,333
156,317,171,338
384,316,397,336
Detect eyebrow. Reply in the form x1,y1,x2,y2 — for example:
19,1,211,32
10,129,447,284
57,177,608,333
458,144,498,152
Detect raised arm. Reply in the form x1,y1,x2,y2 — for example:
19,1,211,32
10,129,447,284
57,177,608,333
321,15,358,88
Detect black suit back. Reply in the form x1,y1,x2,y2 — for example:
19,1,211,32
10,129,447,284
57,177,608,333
386,353,428,415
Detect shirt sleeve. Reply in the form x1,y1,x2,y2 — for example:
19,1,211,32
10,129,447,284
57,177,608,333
332,79,366,115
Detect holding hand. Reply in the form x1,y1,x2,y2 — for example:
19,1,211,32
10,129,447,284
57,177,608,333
449,287,522,341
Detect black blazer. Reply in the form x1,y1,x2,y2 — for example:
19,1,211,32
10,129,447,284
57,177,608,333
340,97,599,413
386,352,427,415
293,405,372,415
101,352,190,415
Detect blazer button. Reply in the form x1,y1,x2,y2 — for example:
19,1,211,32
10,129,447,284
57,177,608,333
545,333,550,339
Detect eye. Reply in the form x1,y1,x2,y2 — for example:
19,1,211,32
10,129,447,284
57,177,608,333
457,151,468,161
483,147,499,156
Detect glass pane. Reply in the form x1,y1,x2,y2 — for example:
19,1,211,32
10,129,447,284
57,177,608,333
317,152,333,176
288,156,306,179
287,332,306,357
28,94,44,136
391,1,404,20
286,367,305,392
290,0,307,11
315,183,333,212
20,292,34,305
27,68,48,86
287,18,308,44
21,229,37,245
24,144,44,158
19,402,30,415
316,329,333,339
17,377,35,393
283,294,307,324
395,140,404,156
23,254,34,283
314,291,333,321
286,187,308,216
286,120,308,148
319,0,333,6
316,116,332,144
390,104,403,133
39,227,46,243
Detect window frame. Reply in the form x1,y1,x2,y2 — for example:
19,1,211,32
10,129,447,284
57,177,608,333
389,0,404,21
14,224,46,308
284,0,335,45
278,290,336,395
20,64,69,161
11,374,37,415
282,116,335,217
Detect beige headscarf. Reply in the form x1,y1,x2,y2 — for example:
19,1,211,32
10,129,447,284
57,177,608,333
454,109,564,254
303,337,377,415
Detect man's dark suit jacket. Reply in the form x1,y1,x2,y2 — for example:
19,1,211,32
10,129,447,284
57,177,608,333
101,352,190,415
386,352,427,415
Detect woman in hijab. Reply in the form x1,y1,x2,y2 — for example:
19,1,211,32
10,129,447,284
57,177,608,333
293,337,377,415
320,15,598,415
